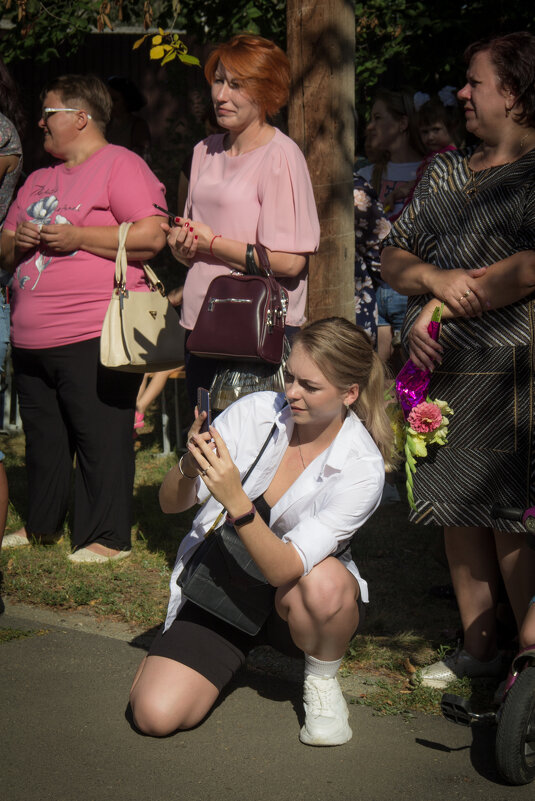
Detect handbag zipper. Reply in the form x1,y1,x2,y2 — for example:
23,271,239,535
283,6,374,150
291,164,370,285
207,297,253,311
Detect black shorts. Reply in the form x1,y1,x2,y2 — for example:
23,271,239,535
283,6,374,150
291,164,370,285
148,596,364,693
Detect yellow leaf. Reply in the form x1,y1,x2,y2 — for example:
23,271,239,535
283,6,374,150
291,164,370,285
150,45,165,59
133,35,147,49
179,53,201,66
158,27,165,35
151,34,162,45
161,51,176,66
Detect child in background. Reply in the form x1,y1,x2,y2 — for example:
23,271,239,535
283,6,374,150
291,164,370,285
134,286,184,432
417,88,464,155
398,88,464,214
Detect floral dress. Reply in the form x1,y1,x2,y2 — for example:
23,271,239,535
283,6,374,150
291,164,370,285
353,174,391,344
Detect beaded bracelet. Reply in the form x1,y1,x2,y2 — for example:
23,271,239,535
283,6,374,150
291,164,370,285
178,453,197,480
209,234,221,257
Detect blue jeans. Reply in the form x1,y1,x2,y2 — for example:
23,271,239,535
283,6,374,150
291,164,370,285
376,286,407,337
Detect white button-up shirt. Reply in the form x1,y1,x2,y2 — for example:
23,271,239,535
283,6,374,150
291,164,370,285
163,391,385,631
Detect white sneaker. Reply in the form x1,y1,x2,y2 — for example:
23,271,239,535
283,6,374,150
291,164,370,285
415,648,505,689
299,675,352,746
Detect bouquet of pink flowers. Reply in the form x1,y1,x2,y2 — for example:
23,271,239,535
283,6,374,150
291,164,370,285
387,305,453,510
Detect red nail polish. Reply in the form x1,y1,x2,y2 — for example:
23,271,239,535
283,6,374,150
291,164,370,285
174,216,181,223
194,235,198,240
189,227,194,233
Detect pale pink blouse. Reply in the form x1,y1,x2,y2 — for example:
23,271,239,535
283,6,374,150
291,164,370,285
180,128,320,330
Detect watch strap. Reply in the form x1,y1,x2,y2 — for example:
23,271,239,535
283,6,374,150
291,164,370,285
226,503,256,527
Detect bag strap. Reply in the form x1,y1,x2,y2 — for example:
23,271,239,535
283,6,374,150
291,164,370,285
114,221,132,288
114,221,165,295
254,243,272,277
242,419,279,484
205,416,280,536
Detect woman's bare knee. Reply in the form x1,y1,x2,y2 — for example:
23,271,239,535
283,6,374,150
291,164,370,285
280,559,358,624
131,692,188,737
129,655,219,736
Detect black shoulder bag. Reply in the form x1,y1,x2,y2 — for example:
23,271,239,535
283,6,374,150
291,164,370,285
177,422,278,636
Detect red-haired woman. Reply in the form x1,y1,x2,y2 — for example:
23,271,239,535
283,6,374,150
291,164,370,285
159,34,320,408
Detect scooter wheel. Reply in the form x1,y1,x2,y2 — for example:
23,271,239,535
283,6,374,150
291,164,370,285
495,665,535,785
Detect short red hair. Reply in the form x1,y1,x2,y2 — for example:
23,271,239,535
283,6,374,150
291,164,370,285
204,34,290,121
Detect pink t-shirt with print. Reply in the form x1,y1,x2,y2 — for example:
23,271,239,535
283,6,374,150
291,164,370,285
180,129,320,330
4,144,166,349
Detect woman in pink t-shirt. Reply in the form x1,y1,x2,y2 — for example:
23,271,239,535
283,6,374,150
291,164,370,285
0,74,167,562
160,34,320,407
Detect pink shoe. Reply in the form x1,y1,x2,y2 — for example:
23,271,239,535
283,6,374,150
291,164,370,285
134,412,145,430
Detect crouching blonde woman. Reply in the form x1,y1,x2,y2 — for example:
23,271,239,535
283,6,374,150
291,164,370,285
130,317,395,746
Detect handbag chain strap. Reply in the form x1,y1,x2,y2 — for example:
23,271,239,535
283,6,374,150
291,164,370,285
204,419,280,538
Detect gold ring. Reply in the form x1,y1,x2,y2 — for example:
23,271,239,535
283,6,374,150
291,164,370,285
458,295,465,302
463,289,472,298
201,468,208,476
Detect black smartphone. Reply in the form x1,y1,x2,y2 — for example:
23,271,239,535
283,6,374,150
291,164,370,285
197,387,211,434
153,203,179,225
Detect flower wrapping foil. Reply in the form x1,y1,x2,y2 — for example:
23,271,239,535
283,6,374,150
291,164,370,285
395,316,441,420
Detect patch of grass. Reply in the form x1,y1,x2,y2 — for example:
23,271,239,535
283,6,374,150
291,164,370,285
1,403,195,629
0,627,48,643
351,677,443,716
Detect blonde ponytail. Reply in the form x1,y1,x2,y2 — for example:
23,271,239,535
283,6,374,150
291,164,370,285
354,350,398,472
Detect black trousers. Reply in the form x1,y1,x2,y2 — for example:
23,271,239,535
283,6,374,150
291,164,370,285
12,338,142,551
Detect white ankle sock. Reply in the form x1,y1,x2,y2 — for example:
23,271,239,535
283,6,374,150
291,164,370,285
304,654,343,679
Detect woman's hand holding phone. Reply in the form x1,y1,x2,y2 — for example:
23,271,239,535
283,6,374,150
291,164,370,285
183,388,215,478
164,217,199,263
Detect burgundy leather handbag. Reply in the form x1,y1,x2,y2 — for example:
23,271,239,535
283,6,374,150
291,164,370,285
187,245,288,365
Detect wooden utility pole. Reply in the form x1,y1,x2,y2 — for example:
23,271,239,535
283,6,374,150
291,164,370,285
287,0,355,323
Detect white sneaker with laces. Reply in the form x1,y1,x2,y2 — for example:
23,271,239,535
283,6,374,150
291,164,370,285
299,675,352,746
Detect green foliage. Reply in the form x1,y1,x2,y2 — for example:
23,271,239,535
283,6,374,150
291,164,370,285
355,0,433,101
0,0,286,64
174,0,286,47
355,0,535,99
0,0,96,63
3,0,533,95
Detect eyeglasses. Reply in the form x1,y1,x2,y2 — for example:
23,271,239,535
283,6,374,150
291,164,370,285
42,108,93,122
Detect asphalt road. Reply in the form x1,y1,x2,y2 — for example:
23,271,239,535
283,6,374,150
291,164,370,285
1,600,532,801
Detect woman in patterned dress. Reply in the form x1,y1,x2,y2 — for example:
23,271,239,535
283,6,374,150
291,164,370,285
381,32,535,688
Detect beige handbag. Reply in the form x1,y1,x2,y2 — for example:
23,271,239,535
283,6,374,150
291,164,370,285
100,222,184,372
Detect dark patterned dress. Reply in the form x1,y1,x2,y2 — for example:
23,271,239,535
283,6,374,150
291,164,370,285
384,149,535,532
353,174,391,344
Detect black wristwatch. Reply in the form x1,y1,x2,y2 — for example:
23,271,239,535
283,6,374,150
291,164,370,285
226,503,256,527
